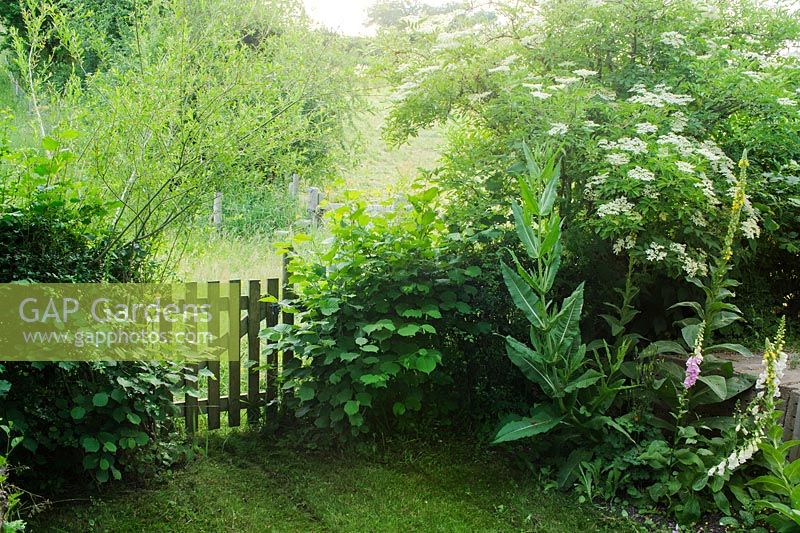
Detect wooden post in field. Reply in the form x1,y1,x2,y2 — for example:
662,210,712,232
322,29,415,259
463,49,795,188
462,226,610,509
212,192,223,233
288,174,299,197
307,187,322,227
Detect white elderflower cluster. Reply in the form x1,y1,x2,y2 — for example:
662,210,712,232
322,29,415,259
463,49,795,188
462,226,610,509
573,69,597,77
606,152,631,166
583,119,599,130
629,84,693,107
628,166,655,181
743,71,764,81
669,242,708,277
547,123,569,136
671,111,688,133
660,31,686,48
553,76,579,85
597,196,636,218
697,141,736,180
645,242,667,262
691,212,708,227
635,122,658,135
467,92,493,102
599,136,648,154
675,161,695,173
777,97,797,106
643,185,660,199
487,64,511,73
695,175,720,205
741,202,761,239
613,234,637,254
584,172,607,199
416,65,442,75
390,80,420,101
530,90,552,100
657,133,695,158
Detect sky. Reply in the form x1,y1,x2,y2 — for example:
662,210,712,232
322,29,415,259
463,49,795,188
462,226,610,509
302,0,451,36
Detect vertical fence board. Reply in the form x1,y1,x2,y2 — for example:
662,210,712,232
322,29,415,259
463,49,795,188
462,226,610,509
184,282,199,433
280,255,294,411
265,278,280,418
228,280,242,426
207,282,221,430
247,280,261,424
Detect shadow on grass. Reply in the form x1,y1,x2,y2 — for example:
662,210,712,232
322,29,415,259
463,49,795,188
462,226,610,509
31,430,644,532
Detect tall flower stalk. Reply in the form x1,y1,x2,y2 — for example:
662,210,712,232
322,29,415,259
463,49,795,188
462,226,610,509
708,317,787,477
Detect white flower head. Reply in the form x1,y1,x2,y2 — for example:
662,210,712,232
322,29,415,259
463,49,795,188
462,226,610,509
645,242,667,262
635,122,658,135
778,97,797,107
573,69,597,77
628,166,655,181
530,90,552,100
606,152,630,166
660,31,686,48
597,196,635,218
547,123,569,136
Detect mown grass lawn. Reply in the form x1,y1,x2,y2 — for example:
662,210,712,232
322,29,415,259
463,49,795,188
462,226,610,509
31,432,646,532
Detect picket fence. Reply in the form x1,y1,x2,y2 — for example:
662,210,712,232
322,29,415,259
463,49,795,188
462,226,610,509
172,277,292,432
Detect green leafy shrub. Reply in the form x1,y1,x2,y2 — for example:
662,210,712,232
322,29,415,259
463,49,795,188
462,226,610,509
379,0,800,341
0,362,187,489
0,123,188,491
0,421,26,532
265,187,481,437
750,425,800,531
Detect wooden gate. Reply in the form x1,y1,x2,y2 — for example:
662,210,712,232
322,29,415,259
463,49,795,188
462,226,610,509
172,278,288,432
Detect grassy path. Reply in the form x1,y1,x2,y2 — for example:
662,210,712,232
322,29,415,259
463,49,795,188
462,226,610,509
32,432,644,532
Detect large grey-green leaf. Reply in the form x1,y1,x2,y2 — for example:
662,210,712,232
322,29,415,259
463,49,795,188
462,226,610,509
501,261,544,328
698,375,727,401
492,407,561,444
512,200,539,259
549,283,584,350
563,369,603,393
538,163,560,216
506,336,554,392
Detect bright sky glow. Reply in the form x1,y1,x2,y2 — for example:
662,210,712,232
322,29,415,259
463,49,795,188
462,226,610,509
302,0,452,36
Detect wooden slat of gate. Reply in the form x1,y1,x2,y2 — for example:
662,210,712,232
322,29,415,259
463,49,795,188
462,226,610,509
207,282,221,430
184,282,199,433
265,278,279,417
281,256,294,410
228,280,242,426
247,280,261,425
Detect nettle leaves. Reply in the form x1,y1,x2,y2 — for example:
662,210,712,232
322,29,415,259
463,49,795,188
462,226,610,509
264,188,479,437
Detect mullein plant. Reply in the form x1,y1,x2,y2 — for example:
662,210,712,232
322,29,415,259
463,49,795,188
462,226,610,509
492,144,629,445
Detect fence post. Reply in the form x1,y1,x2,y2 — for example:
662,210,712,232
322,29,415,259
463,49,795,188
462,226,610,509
207,282,221,430
212,192,223,233
289,174,299,197
307,187,322,227
246,280,261,425
227,280,242,426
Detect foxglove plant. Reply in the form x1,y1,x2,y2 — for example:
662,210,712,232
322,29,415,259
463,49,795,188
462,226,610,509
708,317,788,477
